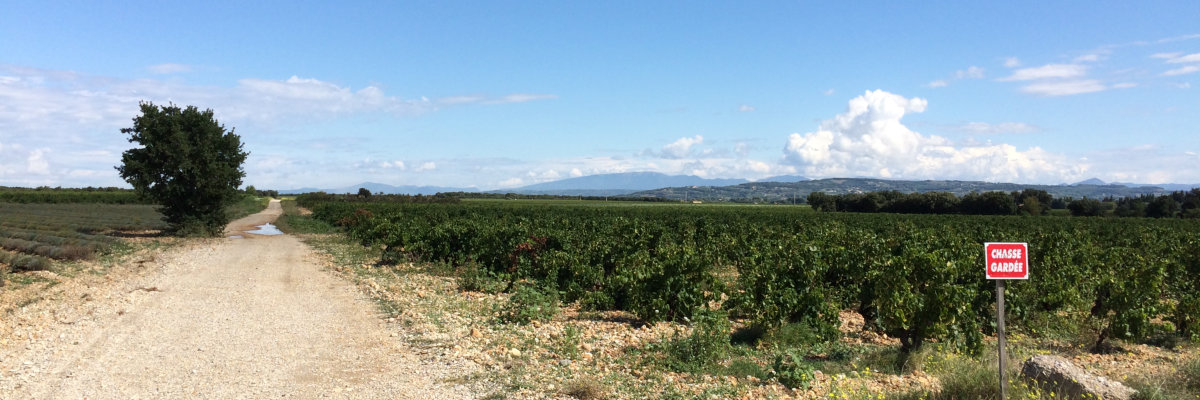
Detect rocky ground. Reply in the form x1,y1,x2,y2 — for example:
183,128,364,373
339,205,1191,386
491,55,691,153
0,200,485,399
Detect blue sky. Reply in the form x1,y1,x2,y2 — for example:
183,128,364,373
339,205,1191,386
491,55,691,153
2,1,1198,190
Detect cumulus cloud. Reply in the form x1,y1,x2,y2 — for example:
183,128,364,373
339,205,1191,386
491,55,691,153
660,135,704,159
782,90,1085,183
1003,57,1021,68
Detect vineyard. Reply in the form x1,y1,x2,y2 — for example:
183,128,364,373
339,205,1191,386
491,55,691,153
0,203,167,274
298,196,1200,357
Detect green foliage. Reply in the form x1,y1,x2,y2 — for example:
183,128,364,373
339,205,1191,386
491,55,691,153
661,309,731,373
275,200,337,234
298,198,1200,359
497,283,559,325
0,186,149,204
117,102,248,236
225,194,268,222
1068,198,1105,216
771,349,815,390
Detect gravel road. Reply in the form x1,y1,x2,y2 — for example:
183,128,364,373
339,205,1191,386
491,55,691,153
0,200,480,399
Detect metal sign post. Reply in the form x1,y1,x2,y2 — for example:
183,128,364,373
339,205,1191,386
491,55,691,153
996,279,1007,400
985,242,1029,400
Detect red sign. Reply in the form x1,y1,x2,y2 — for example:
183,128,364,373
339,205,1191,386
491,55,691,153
985,242,1029,280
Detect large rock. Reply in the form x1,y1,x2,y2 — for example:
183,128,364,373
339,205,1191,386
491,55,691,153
1021,355,1137,400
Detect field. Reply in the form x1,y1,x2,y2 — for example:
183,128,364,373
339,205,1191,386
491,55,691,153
0,203,168,275
295,196,1200,398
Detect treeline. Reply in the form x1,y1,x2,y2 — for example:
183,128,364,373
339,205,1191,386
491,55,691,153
0,186,151,204
296,191,461,205
440,191,676,202
809,188,1200,218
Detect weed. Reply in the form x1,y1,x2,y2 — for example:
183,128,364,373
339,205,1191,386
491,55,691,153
722,356,769,381
771,348,816,390
564,378,606,400
497,283,559,325
661,308,731,373
555,325,582,360
769,320,830,348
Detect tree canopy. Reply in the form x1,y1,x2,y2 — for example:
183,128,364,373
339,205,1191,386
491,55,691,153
117,102,249,236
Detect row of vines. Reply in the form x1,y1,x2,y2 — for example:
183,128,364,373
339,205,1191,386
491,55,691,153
299,196,1200,353
0,203,168,272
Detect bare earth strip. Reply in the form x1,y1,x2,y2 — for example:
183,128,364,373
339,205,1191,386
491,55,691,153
0,200,480,399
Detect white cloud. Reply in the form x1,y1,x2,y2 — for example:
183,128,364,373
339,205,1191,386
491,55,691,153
569,168,583,177
415,161,436,172
956,66,985,79
823,89,835,96
661,135,704,159
999,64,1087,81
1003,57,1021,68
929,66,984,88
380,160,406,170
1165,52,1200,63
952,122,1039,135
146,63,192,74
1073,54,1101,63
26,149,50,175
1111,82,1137,89
738,104,755,112
783,90,1084,183
1162,65,1200,76
1020,80,1107,96
1152,52,1182,60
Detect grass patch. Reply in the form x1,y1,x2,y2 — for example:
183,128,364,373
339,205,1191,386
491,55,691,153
276,200,337,234
225,194,270,221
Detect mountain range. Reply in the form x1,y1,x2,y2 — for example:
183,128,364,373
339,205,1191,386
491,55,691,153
278,172,1198,200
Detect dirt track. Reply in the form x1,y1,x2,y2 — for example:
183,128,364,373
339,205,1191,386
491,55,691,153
0,200,479,399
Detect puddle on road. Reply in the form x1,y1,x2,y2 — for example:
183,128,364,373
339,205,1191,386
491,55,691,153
227,235,244,239
245,223,284,236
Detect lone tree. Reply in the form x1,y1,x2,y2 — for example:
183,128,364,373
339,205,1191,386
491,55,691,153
117,102,249,236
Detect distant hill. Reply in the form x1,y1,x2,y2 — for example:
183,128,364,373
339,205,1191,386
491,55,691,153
1073,178,1107,186
629,178,1170,203
279,182,476,195
498,172,749,195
